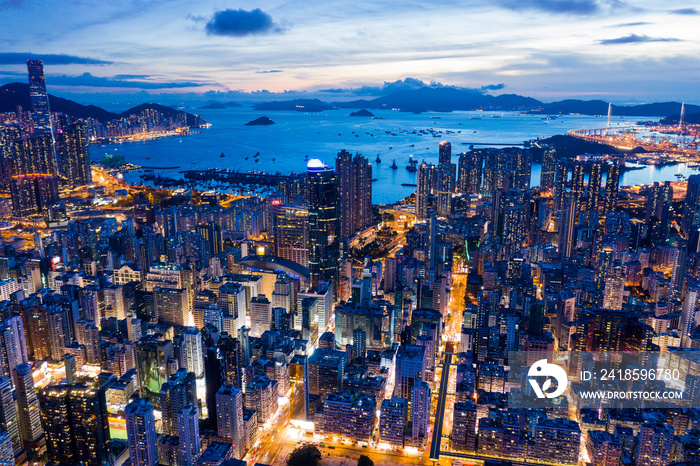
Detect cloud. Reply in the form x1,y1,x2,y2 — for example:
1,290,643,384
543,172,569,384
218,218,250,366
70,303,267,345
480,83,506,91
256,69,283,74
46,72,204,89
205,8,283,37
599,34,681,44
494,0,600,15
0,53,111,65
670,8,699,15
606,21,652,27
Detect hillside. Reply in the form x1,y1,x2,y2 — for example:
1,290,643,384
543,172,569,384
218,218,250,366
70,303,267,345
0,82,117,121
0,82,205,125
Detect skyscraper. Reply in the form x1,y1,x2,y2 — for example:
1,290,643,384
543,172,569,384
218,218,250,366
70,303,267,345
605,161,621,214
588,162,603,212
336,150,373,238
215,385,245,459
540,147,556,192
12,363,43,449
178,405,200,466
438,141,452,164
554,161,568,210
26,60,54,139
9,173,59,217
56,122,92,186
0,377,20,454
250,294,272,337
436,161,456,218
416,162,436,221
39,383,113,466
272,203,309,267
457,151,482,195
125,398,158,466
307,159,339,287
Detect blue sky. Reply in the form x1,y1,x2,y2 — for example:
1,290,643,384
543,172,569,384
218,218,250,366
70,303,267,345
0,0,699,105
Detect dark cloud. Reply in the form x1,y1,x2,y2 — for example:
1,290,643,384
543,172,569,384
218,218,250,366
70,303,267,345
256,69,283,74
480,83,506,91
47,73,204,89
0,53,111,65
599,34,681,45
670,8,699,15
494,0,600,15
606,21,652,27
205,8,283,37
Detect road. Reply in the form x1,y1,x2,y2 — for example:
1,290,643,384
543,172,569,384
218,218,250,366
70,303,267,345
430,352,455,462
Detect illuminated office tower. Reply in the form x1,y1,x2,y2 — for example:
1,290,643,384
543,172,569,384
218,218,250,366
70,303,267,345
178,405,200,466
180,327,204,379
9,173,58,217
215,386,245,459
272,203,309,267
271,274,293,313
637,422,674,466
540,147,556,191
554,161,568,210
125,398,158,466
12,363,43,449
307,159,339,287
56,122,92,186
589,162,603,212
436,161,456,218
605,161,621,213
439,141,452,164
457,151,482,195
245,375,277,424
250,294,272,337
0,377,20,454
26,60,54,138
602,265,624,310
416,162,436,220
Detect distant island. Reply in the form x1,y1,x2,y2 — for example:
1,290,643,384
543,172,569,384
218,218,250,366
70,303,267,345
253,99,334,112
250,86,697,117
200,100,242,109
350,109,374,117
245,116,275,126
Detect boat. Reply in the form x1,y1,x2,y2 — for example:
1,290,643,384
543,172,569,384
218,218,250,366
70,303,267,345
409,144,414,147
245,157,249,160
376,155,381,163
220,152,225,158
390,160,398,169
401,183,417,187
406,156,418,172
272,157,276,162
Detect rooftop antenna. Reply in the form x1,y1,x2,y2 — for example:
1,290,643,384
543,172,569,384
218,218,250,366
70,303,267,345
679,102,685,133
605,102,612,137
